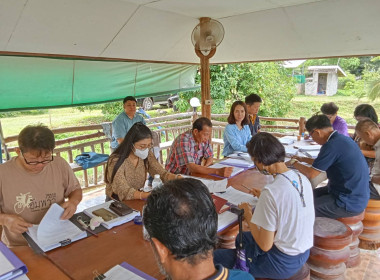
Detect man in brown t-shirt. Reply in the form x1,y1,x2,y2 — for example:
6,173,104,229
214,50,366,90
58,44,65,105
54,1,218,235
0,125,82,247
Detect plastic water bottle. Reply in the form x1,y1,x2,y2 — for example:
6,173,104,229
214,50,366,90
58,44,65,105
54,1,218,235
301,132,305,140
152,174,163,189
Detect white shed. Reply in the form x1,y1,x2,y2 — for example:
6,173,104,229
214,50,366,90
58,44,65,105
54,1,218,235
305,66,346,96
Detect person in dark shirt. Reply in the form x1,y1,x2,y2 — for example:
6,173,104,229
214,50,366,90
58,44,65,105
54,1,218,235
245,94,262,136
289,114,369,218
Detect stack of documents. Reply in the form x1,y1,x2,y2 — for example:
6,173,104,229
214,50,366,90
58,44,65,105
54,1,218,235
84,201,140,230
278,137,295,145
182,175,227,193
222,158,255,168
25,203,87,252
228,152,253,163
103,261,156,279
208,162,245,178
0,241,28,280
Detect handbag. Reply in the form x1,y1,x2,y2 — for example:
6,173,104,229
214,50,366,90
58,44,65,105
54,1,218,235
74,152,109,170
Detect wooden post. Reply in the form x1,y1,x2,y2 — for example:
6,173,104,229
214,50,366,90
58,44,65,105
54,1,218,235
195,17,217,120
299,117,306,135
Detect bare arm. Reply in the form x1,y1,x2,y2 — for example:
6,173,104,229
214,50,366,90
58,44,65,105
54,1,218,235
293,155,315,165
372,175,380,185
362,149,375,159
187,163,233,177
239,203,275,252
203,157,213,167
0,214,32,234
292,161,321,180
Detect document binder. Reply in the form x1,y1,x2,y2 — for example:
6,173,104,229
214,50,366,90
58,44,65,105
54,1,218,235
0,241,28,280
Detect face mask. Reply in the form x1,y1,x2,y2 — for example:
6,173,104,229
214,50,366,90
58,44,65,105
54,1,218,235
134,146,149,160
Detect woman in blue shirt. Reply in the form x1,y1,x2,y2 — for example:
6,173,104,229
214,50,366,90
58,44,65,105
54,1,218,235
223,101,252,157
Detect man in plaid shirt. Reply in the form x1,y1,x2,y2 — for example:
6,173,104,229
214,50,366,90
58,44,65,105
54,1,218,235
165,117,233,177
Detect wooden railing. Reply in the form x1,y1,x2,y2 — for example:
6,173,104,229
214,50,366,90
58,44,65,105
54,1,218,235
1,113,307,189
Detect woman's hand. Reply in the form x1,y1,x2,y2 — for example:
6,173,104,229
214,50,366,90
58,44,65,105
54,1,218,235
238,202,253,223
2,214,32,234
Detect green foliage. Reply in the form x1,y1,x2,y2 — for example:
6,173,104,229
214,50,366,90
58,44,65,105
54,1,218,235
176,62,297,116
76,102,122,121
368,78,380,101
0,109,49,118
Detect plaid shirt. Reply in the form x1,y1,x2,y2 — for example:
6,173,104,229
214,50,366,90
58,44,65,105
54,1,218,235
165,130,213,175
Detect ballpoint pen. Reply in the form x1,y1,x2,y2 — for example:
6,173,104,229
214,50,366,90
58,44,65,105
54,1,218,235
77,216,98,237
241,184,250,191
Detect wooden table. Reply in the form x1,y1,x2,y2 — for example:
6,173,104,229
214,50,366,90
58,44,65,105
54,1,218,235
11,246,70,280
15,168,270,280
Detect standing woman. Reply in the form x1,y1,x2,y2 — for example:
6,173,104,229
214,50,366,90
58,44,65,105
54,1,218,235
214,133,315,279
222,101,252,157
105,122,178,201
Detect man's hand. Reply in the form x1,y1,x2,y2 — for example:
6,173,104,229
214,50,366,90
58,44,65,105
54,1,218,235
60,200,78,220
3,214,32,234
249,188,261,198
216,167,233,177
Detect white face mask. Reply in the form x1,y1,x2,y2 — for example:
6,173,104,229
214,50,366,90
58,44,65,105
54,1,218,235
134,146,149,160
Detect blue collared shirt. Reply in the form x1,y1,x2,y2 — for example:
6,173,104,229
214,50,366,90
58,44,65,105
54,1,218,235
111,112,146,149
222,124,252,157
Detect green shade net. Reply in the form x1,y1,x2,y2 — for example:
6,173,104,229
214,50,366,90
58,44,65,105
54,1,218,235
0,56,198,112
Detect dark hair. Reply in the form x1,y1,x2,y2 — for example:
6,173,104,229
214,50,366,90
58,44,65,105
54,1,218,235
123,96,137,104
192,117,212,131
143,178,218,265
105,122,152,183
245,94,262,105
320,102,339,115
227,101,250,126
305,114,332,132
354,104,378,124
246,132,285,165
355,118,379,133
18,124,55,153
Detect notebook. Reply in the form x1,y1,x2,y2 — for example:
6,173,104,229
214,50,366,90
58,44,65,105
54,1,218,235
0,241,28,280
24,203,87,252
84,201,140,230
102,262,156,280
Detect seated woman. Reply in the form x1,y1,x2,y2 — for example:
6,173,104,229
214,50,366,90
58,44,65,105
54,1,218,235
320,102,349,136
214,132,315,279
354,104,379,159
105,122,179,201
222,101,252,157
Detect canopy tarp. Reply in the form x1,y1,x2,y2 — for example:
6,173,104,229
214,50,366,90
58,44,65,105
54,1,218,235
0,56,198,112
1,0,379,64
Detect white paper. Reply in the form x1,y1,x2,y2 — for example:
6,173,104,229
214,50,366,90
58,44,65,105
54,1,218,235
294,144,321,151
0,252,15,280
228,152,253,162
182,175,227,193
217,211,238,232
278,137,295,145
104,265,146,280
220,158,254,168
302,150,320,158
208,163,245,177
84,201,140,230
214,186,258,207
284,146,298,157
26,203,87,252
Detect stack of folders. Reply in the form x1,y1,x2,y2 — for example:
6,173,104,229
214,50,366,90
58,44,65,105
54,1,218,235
84,201,140,230
0,241,28,280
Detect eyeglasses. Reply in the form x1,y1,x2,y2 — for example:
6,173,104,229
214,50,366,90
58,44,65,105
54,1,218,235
21,151,54,165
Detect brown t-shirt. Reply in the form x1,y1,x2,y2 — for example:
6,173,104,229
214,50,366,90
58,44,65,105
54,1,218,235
0,156,81,247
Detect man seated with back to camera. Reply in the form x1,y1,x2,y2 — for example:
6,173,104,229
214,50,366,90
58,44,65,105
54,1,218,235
288,114,369,218
165,117,233,177
355,119,380,200
143,178,254,280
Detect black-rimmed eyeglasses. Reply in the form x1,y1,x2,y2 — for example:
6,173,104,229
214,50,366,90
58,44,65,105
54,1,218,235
21,151,54,165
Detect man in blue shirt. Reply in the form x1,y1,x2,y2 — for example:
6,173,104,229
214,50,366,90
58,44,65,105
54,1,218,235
289,114,369,218
143,178,253,280
245,94,262,137
111,96,146,149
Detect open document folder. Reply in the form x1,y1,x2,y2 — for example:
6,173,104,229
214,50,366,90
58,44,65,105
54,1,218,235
0,241,28,280
102,262,156,280
25,203,87,252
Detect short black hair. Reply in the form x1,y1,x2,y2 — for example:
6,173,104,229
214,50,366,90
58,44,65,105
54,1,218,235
354,104,378,124
192,117,212,131
245,94,262,105
305,114,332,132
320,102,339,115
143,178,218,265
123,96,137,104
246,132,285,165
18,124,55,153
